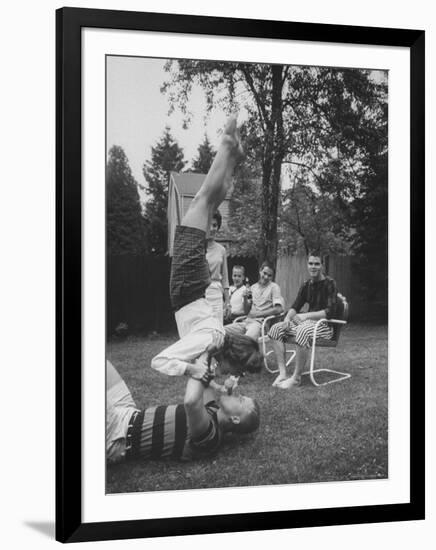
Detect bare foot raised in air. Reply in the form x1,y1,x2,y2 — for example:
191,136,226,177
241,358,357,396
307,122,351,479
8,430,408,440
222,115,244,159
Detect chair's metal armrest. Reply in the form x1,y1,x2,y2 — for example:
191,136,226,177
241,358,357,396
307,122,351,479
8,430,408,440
261,314,285,339
312,318,347,347
262,314,282,325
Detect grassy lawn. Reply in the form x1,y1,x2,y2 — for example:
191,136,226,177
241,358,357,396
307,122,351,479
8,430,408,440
107,323,388,493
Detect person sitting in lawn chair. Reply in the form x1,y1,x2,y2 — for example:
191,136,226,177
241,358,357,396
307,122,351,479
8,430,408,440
225,262,285,341
151,115,262,379
107,360,260,464
268,251,337,389
225,264,252,324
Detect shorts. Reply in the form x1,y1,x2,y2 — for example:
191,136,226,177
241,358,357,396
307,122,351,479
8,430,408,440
268,319,333,348
170,225,211,310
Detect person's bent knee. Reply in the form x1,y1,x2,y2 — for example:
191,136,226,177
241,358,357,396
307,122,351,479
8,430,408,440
295,325,312,341
246,324,261,341
224,323,246,337
268,321,285,340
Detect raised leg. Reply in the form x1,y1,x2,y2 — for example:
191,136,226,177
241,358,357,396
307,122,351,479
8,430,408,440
245,321,262,341
182,116,243,233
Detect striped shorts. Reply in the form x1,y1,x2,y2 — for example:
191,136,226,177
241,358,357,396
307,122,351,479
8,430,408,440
268,319,333,348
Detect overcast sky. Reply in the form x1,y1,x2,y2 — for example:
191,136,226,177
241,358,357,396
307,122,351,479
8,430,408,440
106,56,229,189
107,56,387,198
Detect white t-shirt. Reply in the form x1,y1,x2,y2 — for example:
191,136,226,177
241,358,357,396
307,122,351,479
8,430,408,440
151,298,225,376
251,281,284,314
229,285,247,316
106,361,139,463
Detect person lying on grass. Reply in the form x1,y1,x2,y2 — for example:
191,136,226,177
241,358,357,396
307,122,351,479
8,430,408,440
151,115,262,379
107,360,260,464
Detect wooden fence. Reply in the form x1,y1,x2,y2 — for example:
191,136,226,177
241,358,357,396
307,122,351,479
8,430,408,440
107,255,175,334
107,254,260,336
276,252,365,320
107,252,373,335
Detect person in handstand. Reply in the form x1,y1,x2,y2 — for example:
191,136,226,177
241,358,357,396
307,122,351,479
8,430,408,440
107,360,260,464
151,115,262,379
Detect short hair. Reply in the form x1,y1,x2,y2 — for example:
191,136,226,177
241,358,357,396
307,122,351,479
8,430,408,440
259,261,274,275
232,265,245,275
218,332,263,375
307,250,323,262
232,399,260,434
212,209,222,230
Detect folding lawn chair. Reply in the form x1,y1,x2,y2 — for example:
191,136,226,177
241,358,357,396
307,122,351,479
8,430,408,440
255,293,351,386
232,314,295,372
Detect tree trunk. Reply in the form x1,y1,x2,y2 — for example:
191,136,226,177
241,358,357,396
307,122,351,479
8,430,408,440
259,65,285,272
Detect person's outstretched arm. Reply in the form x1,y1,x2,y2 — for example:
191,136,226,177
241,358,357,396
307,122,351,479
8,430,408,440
183,356,213,440
222,249,231,318
151,330,223,376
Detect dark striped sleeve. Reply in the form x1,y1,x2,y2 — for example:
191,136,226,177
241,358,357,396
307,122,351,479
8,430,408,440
189,403,221,457
291,281,308,312
171,404,188,459
150,405,167,459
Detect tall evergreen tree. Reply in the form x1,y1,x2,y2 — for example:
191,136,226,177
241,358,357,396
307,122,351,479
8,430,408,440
191,134,215,173
142,127,186,254
106,145,146,254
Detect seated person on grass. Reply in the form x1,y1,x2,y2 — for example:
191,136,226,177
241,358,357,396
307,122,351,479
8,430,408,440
151,115,262,379
107,360,260,464
225,262,285,341
268,252,337,389
225,265,251,323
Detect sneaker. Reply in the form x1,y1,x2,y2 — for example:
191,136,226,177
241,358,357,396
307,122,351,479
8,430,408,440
277,376,301,389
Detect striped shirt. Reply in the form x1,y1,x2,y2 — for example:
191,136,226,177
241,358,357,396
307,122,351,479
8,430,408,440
292,276,337,319
128,401,221,462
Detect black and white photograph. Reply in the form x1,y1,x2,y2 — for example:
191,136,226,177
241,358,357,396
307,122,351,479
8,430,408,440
106,55,389,493
2,0,432,547
51,5,425,544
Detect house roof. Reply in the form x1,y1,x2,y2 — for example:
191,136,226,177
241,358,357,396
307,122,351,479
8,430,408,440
170,171,232,199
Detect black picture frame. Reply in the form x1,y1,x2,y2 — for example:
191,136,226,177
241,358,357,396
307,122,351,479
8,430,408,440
56,7,425,543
